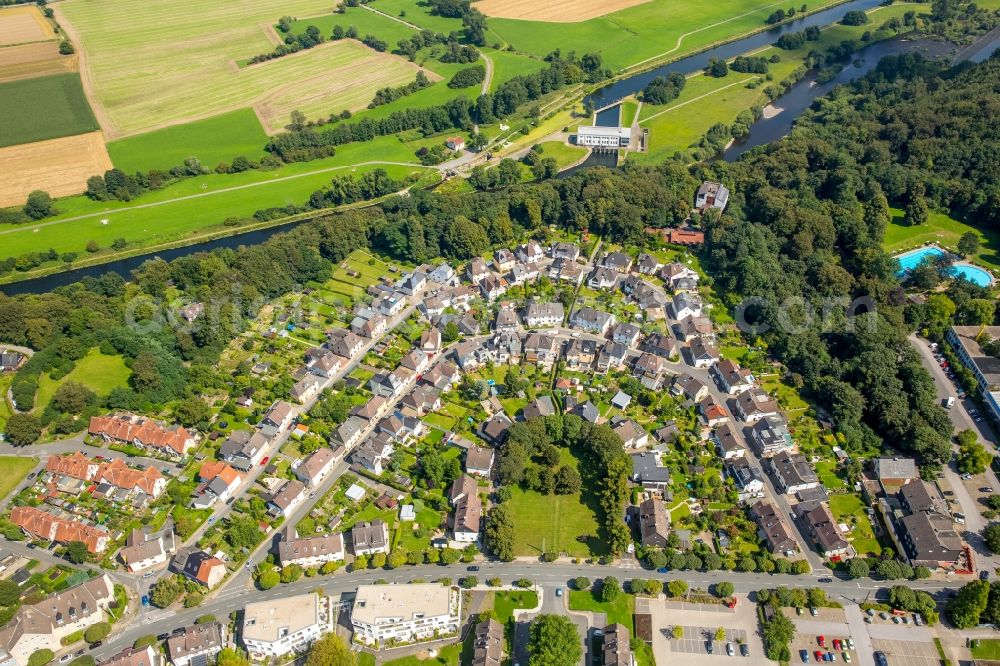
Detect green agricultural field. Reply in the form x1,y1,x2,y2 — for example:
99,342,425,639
33,348,131,413
365,0,462,34
507,449,603,557
884,207,1000,271
631,3,918,164
289,7,417,51
485,0,845,72
483,48,547,91
0,73,98,147
0,138,432,267
537,141,587,169
0,457,36,504
58,0,427,136
107,109,269,173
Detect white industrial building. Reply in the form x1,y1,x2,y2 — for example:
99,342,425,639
576,125,631,148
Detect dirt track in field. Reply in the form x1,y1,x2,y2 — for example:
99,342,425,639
0,132,111,206
474,0,652,22
0,42,76,82
0,5,56,45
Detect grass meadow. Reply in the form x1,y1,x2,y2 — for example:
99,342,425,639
0,142,432,265
107,109,269,173
0,456,36,504
883,207,1000,271
33,348,131,413
0,73,97,147
485,0,846,71
538,140,587,168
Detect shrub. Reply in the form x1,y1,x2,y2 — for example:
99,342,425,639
84,622,111,644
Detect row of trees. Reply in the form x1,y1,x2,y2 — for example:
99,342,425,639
369,72,433,107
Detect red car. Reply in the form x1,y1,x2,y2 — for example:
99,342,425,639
260,456,270,466
833,640,842,650
818,637,826,647
815,651,824,662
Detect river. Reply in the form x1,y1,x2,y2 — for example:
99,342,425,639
6,0,999,296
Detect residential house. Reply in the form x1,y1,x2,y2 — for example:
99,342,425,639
550,258,585,285
99,645,163,666
119,523,176,573
642,333,677,360
401,385,441,415
698,396,728,427
449,475,482,542
351,521,390,555
369,368,410,399
167,622,226,666
494,308,520,333
669,228,705,246
674,315,713,343
487,331,522,364
428,263,456,284
351,584,460,646
351,312,387,339
569,400,600,424
481,412,513,445
635,253,661,275
563,338,597,369
587,266,618,290
749,501,798,555
263,401,294,431
398,271,426,295
695,181,730,212
602,252,632,273
0,575,114,665
308,351,343,379
422,361,460,392
195,460,243,505
712,422,744,460
522,396,556,421
796,501,850,559
750,415,793,457
653,422,680,445
419,329,442,354
492,249,516,273
712,359,755,394
220,430,268,471
290,375,323,403
523,334,560,367
480,275,507,301
466,446,495,477
466,258,489,284
277,531,344,567
687,337,719,368
768,451,819,494
524,301,564,328
400,349,430,374
672,374,709,402
602,624,632,666
9,506,108,553
296,448,340,487
734,391,780,423
630,452,671,491
726,457,765,502
88,413,195,459
596,342,628,373
659,263,699,289
509,263,539,285
612,323,641,347
872,457,918,493
352,432,395,475
374,292,406,317
473,618,503,666
171,549,226,589
516,241,544,264
377,411,425,444
242,594,328,659
334,416,368,449
269,479,307,518
671,293,703,320
550,242,580,262
328,329,364,358
0,350,24,372
637,498,669,548
612,417,648,449
633,352,668,390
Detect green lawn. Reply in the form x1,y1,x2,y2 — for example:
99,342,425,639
620,100,639,127
0,456,37,504
492,590,538,623
971,639,1000,660
568,589,635,629
507,448,603,557
538,141,588,169
828,493,881,556
382,642,461,666
0,73,98,147
33,348,131,414
814,461,845,490
107,109,269,173
0,139,432,269
883,207,1000,271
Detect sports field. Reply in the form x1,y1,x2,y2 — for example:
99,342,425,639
486,0,843,71
107,109,269,173
475,0,652,22
0,5,55,46
0,132,112,207
56,0,414,137
0,42,76,83
0,72,98,147
0,139,431,265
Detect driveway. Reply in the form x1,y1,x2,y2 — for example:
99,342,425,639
514,587,589,666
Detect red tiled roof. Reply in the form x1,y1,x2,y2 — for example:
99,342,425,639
199,460,242,486
10,505,106,553
46,452,96,480
89,414,193,455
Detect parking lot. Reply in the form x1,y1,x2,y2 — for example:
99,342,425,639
666,625,749,655
642,596,771,666
790,632,859,665
870,638,938,666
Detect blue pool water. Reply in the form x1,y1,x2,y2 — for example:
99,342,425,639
894,246,994,287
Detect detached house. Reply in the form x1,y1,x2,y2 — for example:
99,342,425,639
351,521,390,555
796,501,850,559
516,241,544,264
687,337,719,368
480,275,507,301
551,242,580,261
334,416,368,449
449,475,482,542
750,415,793,456
119,523,176,573
588,266,618,290
612,323,641,347
712,422,744,460
698,396,728,427
768,451,819,494
296,448,340,487
328,329,364,359
637,498,669,548
564,338,597,369
726,457,765,501
523,333,560,367
465,445,495,477
268,479,307,518
220,430,268,471
596,342,628,373
673,373,709,402
675,315,713,343
671,293,703,320
466,258,489,284
712,359,755,394
352,432,395,475
734,391,780,423
263,400,295,431
611,417,648,449
602,251,632,273
492,249,516,273
642,333,677,360
401,385,441,415
171,549,226,589
167,623,226,666
278,530,344,567
749,501,798,555
660,263,699,289
291,374,323,403
696,181,729,212
635,253,661,275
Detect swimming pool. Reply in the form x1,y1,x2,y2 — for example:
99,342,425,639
893,245,994,287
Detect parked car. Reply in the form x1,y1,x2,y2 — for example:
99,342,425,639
467,565,480,571
811,607,819,617
727,643,735,656
828,653,836,662
846,639,855,649
914,614,924,626
141,595,149,606
833,640,842,650
156,634,170,641
555,588,562,597
741,644,749,657
260,456,270,466
843,653,851,663
706,642,714,654
815,651,824,662
874,651,888,666
982,487,995,493
60,654,72,663
818,577,833,583
800,650,810,663
657,567,669,574
818,636,826,647
865,609,875,617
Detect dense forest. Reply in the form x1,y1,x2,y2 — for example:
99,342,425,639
8,50,1000,470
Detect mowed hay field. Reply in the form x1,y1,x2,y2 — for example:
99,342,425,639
0,72,98,147
251,41,436,133
0,42,77,83
0,132,111,206
0,5,55,46
475,0,652,22
57,0,425,137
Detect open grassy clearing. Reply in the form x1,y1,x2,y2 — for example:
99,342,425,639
0,131,112,207
107,109,269,173
883,207,1000,271
475,0,652,22
0,72,98,147
0,456,36,504
289,8,417,52
362,0,461,34
33,348,131,414
483,47,547,91
0,42,76,83
971,640,1000,661
0,5,55,46
538,140,587,168
568,589,635,628
507,448,603,557
58,0,377,136
486,0,845,71
631,3,918,163
0,141,430,263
